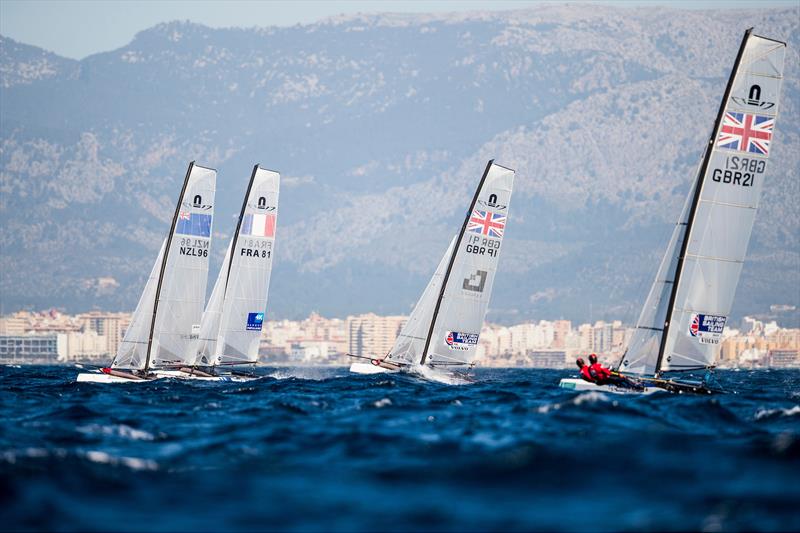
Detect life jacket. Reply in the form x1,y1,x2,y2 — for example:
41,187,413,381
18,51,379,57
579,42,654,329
579,366,595,383
590,363,611,382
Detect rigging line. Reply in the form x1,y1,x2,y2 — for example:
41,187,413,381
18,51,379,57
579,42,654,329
420,160,495,366
655,29,752,377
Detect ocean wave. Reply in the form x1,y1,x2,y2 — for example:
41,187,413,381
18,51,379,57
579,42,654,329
76,423,157,441
754,405,800,420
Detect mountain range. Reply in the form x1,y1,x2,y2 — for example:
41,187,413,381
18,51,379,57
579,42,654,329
1,4,798,326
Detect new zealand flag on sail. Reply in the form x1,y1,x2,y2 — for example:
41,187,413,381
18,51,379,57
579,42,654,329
176,212,212,237
717,112,773,156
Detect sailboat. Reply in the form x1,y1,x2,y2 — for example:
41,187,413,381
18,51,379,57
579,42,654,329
560,29,786,394
349,160,515,384
174,165,280,380
76,162,218,383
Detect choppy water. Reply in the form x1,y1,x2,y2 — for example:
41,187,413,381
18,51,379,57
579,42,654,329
1,366,798,532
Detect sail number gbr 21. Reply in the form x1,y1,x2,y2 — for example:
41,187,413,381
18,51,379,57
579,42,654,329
713,156,766,188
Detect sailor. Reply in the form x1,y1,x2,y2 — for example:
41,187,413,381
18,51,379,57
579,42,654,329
576,358,596,383
588,353,613,384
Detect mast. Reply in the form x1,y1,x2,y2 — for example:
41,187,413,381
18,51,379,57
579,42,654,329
419,160,494,365
223,164,259,297
654,29,752,376
143,161,195,373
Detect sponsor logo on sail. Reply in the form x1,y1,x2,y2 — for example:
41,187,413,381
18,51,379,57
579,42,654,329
689,313,726,345
246,312,264,331
463,270,488,293
731,84,775,110
717,112,773,156
445,331,479,351
477,193,507,211
241,213,276,238
468,209,506,238
176,212,212,237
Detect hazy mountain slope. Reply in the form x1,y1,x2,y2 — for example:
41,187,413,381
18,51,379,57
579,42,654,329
1,5,798,325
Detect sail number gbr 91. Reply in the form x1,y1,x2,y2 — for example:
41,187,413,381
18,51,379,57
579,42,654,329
465,235,500,257
713,156,766,187
240,238,272,259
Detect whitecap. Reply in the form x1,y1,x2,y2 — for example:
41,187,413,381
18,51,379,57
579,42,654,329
85,450,157,471
77,424,155,441
754,405,800,420
373,398,392,408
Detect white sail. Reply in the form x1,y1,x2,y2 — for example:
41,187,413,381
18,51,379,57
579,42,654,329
112,163,216,370
112,239,167,370
150,164,217,367
192,240,232,365
424,162,515,368
619,172,699,376
201,166,280,366
661,34,785,372
386,236,457,366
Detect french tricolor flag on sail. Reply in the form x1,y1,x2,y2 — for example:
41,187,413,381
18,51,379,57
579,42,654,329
242,213,275,238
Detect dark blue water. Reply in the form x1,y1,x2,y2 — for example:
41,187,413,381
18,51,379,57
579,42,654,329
2,367,798,532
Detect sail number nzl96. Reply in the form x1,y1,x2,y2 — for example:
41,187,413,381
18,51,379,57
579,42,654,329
713,156,766,187
240,238,273,259
179,237,209,257
465,235,500,257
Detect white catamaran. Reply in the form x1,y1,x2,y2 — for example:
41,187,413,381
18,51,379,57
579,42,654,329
175,165,280,380
349,160,515,384
77,162,218,383
560,29,786,395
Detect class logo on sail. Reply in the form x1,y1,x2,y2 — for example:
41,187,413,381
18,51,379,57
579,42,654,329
689,314,726,345
477,193,507,211
731,84,775,110
468,209,506,238
242,213,276,238
182,194,213,210
176,212,212,237
717,112,773,156
445,331,479,351
248,196,276,211
246,312,264,331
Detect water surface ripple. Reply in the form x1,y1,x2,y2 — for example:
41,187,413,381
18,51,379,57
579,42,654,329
2,367,798,531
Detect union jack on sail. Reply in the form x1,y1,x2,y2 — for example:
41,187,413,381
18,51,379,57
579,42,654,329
717,111,774,156
467,209,506,238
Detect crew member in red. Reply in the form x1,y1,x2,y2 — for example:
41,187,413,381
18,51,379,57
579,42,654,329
576,358,596,383
588,353,612,384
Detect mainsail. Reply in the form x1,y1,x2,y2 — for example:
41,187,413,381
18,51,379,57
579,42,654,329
112,162,217,371
193,165,280,366
384,161,515,370
619,30,785,376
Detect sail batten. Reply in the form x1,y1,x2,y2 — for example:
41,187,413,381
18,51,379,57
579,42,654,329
194,165,280,367
113,163,217,371
619,30,785,377
417,161,515,369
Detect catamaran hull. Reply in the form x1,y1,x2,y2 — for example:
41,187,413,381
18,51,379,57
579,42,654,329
76,372,153,383
558,378,663,395
349,362,398,374
152,369,255,382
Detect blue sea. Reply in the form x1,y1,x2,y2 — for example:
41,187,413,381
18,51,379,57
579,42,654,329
2,366,798,532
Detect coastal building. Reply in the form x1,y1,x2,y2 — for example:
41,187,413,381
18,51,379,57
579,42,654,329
347,313,407,358
0,333,67,363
